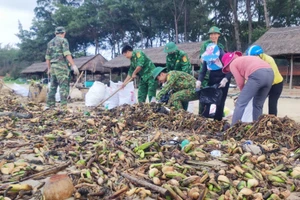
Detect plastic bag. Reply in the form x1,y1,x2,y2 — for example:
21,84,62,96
12,83,29,97
199,86,223,105
241,98,253,122
187,100,197,114
104,81,120,109
47,83,61,102
85,81,106,106
118,81,136,105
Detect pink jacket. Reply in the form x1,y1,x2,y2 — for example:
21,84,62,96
230,56,272,90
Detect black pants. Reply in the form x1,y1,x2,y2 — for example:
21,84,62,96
200,82,230,121
268,81,283,116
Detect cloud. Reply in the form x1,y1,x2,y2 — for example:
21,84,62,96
0,0,37,12
0,0,37,46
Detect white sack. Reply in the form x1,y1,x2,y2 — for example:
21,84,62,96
85,81,106,107
118,81,136,106
48,82,61,102
187,100,197,114
241,98,253,122
104,81,120,109
12,83,29,97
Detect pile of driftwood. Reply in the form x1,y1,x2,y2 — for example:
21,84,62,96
0,94,300,200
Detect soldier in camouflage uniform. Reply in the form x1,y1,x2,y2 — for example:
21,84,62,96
122,45,157,102
152,67,198,110
164,42,192,74
45,26,79,109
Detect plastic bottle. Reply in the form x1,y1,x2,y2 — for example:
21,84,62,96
210,150,222,157
180,139,190,150
243,140,253,145
169,136,178,145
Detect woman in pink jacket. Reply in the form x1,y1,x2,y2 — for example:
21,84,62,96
222,52,274,125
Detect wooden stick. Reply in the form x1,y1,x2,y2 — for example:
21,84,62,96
87,189,106,197
97,77,133,107
184,160,217,167
0,112,33,119
68,71,84,99
0,79,13,91
119,172,170,196
114,143,137,158
163,184,183,200
105,185,129,199
19,161,71,182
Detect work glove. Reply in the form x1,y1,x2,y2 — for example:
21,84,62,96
72,65,80,76
196,80,201,89
219,78,228,88
158,106,170,114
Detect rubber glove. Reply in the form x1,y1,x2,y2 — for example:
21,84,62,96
196,80,201,89
219,78,228,88
72,65,80,76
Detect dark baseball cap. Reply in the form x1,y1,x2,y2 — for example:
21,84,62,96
55,26,66,34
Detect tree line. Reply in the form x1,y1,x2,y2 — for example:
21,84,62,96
1,0,300,78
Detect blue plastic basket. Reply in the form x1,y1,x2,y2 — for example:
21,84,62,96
85,81,94,88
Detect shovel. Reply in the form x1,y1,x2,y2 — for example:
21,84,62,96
96,77,133,108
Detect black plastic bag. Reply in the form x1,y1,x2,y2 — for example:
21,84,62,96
199,85,223,105
158,90,173,103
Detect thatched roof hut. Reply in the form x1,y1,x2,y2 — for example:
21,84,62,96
78,54,109,73
253,26,300,57
103,42,203,69
21,62,48,74
22,54,109,75
253,26,300,88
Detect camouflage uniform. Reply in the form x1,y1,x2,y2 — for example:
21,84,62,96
45,36,71,107
129,50,157,102
166,50,192,74
157,71,198,110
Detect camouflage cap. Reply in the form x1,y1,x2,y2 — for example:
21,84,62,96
55,26,66,34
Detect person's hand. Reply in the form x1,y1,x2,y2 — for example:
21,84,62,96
120,83,126,89
131,74,137,79
219,78,228,88
72,65,79,76
196,80,201,89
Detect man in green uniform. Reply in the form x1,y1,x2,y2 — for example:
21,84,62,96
45,26,79,110
164,42,192,74
152,67,198,110
122,45,157,102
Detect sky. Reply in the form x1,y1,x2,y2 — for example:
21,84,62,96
0,0,108,58
0,0,37,47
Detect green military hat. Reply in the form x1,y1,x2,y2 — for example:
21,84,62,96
164,42,178,53
152,67,166,79
55,26,66,34
208,26,221,34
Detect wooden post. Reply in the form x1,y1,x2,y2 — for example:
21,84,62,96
289,55,294,89
121,68,123,82
84,70,87,87
110,69,112,81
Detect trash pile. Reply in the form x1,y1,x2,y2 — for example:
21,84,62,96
0,93,300,200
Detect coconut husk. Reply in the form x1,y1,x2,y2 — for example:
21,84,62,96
29,83,47,103
37,86,48,103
